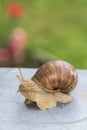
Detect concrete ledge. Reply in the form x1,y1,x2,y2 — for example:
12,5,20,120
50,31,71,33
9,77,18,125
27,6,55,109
0,68,87,130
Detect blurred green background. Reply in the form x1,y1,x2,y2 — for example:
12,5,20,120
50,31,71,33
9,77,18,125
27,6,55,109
0,0,87,69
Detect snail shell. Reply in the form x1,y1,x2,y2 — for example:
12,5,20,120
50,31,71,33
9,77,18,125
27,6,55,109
18,60,78,110
32,60,78,93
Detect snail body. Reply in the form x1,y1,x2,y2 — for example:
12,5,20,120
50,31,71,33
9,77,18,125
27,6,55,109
17,60,78,110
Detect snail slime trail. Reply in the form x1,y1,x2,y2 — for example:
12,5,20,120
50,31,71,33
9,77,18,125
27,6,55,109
17,60,78,110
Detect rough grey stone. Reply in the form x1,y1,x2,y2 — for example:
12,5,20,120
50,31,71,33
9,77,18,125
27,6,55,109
0,68,87,130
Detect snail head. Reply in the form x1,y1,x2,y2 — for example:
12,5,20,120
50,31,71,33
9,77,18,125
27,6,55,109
17,68,31,96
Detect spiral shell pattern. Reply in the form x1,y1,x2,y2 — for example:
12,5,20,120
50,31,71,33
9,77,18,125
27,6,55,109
32,60,78,93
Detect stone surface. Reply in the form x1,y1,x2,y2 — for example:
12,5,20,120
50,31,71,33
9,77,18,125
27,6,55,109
0,68,87,130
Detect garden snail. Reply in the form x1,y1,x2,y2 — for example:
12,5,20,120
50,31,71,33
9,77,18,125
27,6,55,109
17,60,78,110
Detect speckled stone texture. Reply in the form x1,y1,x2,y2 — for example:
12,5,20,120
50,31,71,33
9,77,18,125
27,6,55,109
0,68,87,130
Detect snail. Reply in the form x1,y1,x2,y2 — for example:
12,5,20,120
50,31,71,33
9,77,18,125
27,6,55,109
17,60,78,110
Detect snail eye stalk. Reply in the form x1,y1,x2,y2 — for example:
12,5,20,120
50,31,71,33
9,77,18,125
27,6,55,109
17,68,24,84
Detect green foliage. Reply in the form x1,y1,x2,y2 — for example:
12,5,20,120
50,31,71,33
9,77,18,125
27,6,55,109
0,0,87,68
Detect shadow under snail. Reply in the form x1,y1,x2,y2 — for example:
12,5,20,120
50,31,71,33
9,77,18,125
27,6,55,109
17,60,78,110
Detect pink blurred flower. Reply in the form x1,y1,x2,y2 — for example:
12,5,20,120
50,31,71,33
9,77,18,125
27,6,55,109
7,27,28,64
0,28,28,66
0,48,10,65
8,28,28,52
6,3,25,18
